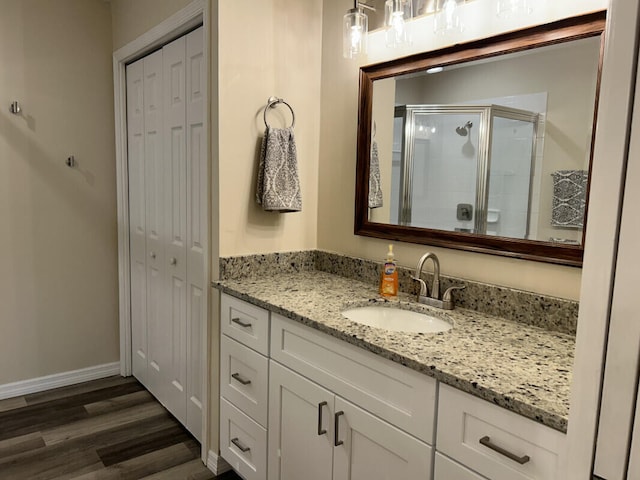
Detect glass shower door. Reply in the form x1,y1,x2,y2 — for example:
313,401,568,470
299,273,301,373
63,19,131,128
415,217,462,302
487,113,537,239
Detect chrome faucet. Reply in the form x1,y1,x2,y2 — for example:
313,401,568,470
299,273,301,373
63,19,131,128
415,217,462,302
412,252,465,310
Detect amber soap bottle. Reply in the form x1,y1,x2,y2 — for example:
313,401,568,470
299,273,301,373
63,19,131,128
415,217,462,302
379,244,399,298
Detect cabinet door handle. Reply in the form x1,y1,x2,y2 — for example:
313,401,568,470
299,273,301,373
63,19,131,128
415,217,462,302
334,411,344,446
317,401,328,436
231,373,252,385
169,257,177,266
149,251,156,259
479,436,530,465
231,437,251,453
231,317,252,328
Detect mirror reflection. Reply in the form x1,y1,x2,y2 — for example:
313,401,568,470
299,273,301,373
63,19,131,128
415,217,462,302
368,36,600,245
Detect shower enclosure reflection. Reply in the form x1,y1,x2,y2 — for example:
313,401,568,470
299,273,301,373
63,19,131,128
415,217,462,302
384,104,538,239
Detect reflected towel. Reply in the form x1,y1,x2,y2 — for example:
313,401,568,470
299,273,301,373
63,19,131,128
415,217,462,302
368,140,383,209
551,170,587,228
256,127,302,212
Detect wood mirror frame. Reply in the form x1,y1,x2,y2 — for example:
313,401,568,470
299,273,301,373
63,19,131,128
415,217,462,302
354,11,606,267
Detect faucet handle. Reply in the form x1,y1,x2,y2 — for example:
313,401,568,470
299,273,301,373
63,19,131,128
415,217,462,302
411,276,428,298
442,285,466,302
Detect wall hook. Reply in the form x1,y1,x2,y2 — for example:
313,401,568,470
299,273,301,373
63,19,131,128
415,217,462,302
9,101,21,115
65,156,76,168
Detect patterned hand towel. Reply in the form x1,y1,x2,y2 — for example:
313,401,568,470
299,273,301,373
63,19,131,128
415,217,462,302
368,140,383,209
551,170,588,228
256,127,302,212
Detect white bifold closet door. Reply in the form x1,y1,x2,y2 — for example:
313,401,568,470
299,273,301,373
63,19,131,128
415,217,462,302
126,26,206,441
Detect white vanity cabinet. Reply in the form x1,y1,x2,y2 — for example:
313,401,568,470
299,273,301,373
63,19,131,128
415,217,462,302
218,293,566,480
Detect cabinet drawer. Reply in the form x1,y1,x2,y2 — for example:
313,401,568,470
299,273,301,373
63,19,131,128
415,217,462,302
221,294,270,355
437,384,566,480
434,453,486,480
220,335,269,427
220,397,267,480
270,314,436,444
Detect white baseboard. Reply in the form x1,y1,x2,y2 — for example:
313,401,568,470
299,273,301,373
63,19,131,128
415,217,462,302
207,449,232,476
0,362,121,401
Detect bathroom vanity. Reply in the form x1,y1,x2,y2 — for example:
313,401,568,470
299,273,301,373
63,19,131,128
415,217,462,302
216,267,572,480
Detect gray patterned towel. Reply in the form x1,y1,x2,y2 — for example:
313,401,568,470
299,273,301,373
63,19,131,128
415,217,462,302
256,127,302,212
551,170,588,228
369,140,383,209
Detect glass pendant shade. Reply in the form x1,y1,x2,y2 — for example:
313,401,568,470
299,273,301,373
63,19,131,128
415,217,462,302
496,0,532,18
434,0,462,35
343,7,368,59
384,0,413,48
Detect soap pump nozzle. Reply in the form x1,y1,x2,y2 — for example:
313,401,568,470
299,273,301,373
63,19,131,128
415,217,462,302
386,244,394,261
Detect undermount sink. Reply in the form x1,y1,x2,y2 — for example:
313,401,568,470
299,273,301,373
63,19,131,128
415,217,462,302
341,305,453,334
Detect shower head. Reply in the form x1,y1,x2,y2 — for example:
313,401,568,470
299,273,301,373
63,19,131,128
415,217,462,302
456,121,473,136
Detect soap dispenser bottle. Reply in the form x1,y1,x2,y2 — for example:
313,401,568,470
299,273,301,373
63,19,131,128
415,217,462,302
379,244,399,298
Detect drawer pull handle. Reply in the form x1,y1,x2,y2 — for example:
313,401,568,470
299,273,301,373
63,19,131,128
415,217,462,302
334,411,344,446
479,436,530,465
231,437,251,453
231,373,252,385
231,317,252,328
317,401,328,436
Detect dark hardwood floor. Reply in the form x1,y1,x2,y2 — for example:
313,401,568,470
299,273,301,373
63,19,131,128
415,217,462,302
0,376,242,480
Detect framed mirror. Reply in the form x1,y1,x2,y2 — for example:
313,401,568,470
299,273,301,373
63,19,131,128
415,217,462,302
355,11,605,266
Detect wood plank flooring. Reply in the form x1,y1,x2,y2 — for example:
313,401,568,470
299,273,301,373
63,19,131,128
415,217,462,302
0,376,242,480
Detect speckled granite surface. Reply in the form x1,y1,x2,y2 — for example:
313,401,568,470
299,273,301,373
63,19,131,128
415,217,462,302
219,251,315,280
214,270,574,433
220,250,579,334
314,251,578,335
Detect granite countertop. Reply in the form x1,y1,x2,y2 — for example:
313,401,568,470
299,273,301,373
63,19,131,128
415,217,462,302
215,270,574,433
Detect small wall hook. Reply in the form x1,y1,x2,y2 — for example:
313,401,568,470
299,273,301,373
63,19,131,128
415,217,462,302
65,156,76,168
9,101,21,115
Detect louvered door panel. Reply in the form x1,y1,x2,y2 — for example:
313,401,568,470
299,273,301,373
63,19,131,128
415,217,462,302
143,49,166,400
185,26,206,441
126,58,148,386
162,35,188,424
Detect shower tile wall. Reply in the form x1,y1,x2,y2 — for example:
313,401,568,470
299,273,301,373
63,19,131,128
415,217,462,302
410,113,480,231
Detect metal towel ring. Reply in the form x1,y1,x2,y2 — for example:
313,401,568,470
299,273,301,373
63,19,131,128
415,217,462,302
264,96,295,129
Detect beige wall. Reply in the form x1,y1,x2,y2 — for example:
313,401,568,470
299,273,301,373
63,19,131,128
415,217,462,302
0,0,118,384
217,0,322,257
110,0,194,50
318,0,606,301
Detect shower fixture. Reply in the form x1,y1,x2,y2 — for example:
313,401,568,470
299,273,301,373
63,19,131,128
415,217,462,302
456,121,473,136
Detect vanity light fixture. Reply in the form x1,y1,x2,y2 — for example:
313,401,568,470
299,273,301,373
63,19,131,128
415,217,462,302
343,0,369,59
434,0,463,35
496,0,532,19
384,0,413,48
426,66,444,74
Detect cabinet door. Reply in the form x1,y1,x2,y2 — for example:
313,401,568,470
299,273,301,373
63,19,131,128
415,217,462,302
434,453,486,480
268,361,334,480
332,396,432,480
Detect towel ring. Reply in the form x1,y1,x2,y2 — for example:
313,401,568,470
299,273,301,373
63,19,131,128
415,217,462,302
264,96,295,129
